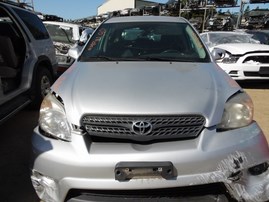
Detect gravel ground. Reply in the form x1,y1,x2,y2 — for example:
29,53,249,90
239,81,269,141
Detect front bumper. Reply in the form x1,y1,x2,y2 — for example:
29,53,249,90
31,122,269,202
218,61,269,80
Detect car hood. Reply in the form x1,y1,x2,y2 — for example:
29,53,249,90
215,43,269,55
52,61,240,127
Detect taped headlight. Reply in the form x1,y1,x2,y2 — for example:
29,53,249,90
39,92,71,141
217,92,253,130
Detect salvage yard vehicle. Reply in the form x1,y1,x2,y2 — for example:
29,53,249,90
68,28,94,59
31,16,269,202
43,21,89,75
0,1,57,124
201,31,269,80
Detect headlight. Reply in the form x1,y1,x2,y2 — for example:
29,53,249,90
217,92,253,130
56,55,68,64
222,55,239,64
57,55,74,66
39,92,71,141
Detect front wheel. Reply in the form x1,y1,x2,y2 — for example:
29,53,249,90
31,67,53,109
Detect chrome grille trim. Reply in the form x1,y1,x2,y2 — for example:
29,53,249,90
81,115,205,141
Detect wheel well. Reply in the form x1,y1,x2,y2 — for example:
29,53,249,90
29,58,55,108
30,57,55,92
36,60,54,77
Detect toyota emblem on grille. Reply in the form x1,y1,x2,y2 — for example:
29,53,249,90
132,121,152,135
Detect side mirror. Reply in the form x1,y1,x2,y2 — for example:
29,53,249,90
211,48,226,61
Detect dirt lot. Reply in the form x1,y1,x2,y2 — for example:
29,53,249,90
239,81,269,141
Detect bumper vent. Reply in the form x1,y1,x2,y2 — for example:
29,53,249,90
65,183,234,202
81,115,205,142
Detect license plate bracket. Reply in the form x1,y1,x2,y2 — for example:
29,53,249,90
115,161,175,181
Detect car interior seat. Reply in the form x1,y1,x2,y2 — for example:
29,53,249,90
0,36,19,78
0,36,20,93
0,22,24,55
0,21,26,93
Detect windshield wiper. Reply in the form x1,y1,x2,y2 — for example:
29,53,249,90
138,56,182,61
88,56,116,61
123,56,170,61
86,56,196,62
139,56,203,62
119,57,187,62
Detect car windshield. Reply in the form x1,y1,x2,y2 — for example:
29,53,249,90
80,21,210,62
247,31,269,45
205,32,260,48
45,24,75,44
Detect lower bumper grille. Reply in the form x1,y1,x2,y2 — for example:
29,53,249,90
244,72,269,77
65,183,235,202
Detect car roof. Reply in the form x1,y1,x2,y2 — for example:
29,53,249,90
104,16,188,24
200,31,250,35
43,21,82,28
0,1,35,14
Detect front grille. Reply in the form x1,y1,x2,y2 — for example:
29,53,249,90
243,56,269,64
81,115,205,142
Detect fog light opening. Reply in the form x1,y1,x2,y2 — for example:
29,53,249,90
248,162,269,176
31,170,59,202
229,71,238,75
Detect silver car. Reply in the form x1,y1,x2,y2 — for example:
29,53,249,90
0,1,57,124
31,16,269,202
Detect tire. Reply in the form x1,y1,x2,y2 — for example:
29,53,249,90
30,67,53,109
